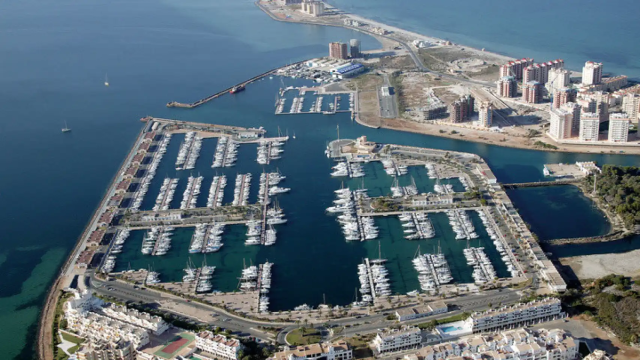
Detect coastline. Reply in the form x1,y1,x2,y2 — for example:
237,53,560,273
37,127,150,360
256,1,640,156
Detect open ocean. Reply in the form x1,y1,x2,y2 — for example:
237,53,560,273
0,0,638,358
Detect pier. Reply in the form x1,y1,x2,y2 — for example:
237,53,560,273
166,60,307,109
363,258,376,301
259,173,270,245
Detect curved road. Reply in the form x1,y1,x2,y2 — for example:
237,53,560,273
90,271,521,345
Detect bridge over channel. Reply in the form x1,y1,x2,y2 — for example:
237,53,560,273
501,178,581,189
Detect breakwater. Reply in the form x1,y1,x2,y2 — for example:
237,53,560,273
166,60,307,109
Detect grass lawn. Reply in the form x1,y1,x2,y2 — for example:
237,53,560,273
417,312,470,329
60,331,84,345
285,328,322,346
346,334,375,359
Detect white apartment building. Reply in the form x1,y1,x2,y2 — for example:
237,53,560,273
371,326,422,353
76,340,135,360
271,340,352,360
549,108,573,140
465,297,564,333
562,102,581,138
103,304,169,335
548,67,570,91
579,112,600,142
582,61,603,85
195,332,243,360
405,327,579,360
478,102,493,128
608,113,630,142
66,311,150,349
622,93,640,121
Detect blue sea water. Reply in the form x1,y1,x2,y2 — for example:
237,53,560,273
329,0,640,79
0,0,639,358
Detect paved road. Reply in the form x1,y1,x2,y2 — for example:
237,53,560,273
379,73,399,119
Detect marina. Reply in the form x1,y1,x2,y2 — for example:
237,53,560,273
274,87,355,117
81,116,562,315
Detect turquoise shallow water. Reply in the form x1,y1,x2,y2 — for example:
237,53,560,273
0,0,639,358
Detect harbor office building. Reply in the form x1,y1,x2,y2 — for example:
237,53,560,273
395,301,448,321
465,297,564,334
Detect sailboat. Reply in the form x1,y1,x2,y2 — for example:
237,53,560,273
104,74,109,87
293,131,296,139
62,121,71,133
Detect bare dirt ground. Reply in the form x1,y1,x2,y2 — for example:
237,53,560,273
561,251,640,280
418,46,504,81
347,74,385,127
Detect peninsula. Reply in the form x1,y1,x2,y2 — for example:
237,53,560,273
256,0,640,155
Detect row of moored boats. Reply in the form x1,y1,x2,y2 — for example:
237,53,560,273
257,140,285,165
232,174,251,206
463,247,497,285
399,212,435,240
141,226,174,256
189,223,225,253
382,158,408,176
330,161,365,178
412,249,453,294
207,175,227,208
446,209,479,240
258,262,273,313
212,136,238,168
130,134,171,211
176,132,202,170
180,175,203,209
153,177,179,211
476,210,519,277
390,177,418,197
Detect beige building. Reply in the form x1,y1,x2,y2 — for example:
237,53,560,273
549,107,573,140
608,113,630,143
582,61,603,85
195,332,243,360
579,112,600,142
496,76,517,98
301,0,325,16
548,67,570,91
478,102,493,128
76,340,135,360
395,301,448,321
271,340,352,360
522,81,542,104
329,42,348,60
622,93,640,122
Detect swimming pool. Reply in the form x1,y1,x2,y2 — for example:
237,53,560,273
440,325,463,333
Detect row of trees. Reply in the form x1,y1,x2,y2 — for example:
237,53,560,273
586,165,640,231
